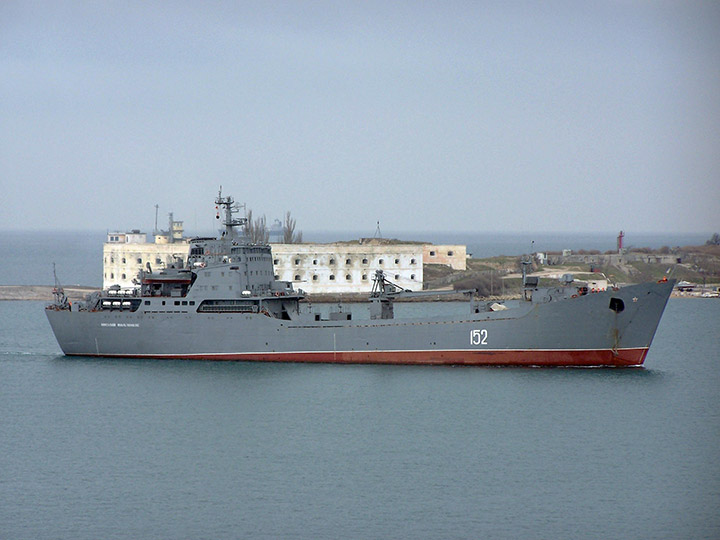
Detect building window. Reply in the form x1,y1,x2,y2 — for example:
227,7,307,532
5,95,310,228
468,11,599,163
312,275,318,281
122,257,126,263
346,274,351,280
156,258,162,264
394,258,400,264
273,259,279,265
429,251,436,257
274,275,279,280
329,275,335,281
329,258,335,265
410,258,416,265
394,274,400,280
313,259,318,265
110,273,114,279
346,258,351,265
362,258,368,264
379,259,384,265
448,251,454,256
411,274,416,280
137,258,142,264
362,274,368,281
121,274,126,279
294,259,300,265
294,275,300,281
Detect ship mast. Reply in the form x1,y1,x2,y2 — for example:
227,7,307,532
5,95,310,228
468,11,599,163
215,187,247,239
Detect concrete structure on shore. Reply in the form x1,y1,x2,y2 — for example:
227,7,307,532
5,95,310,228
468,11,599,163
103,216,189,289
423,244,467,270
271,239,424,294
102,225,467,294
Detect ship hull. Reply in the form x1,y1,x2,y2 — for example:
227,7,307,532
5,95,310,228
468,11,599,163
46,280,673,367
52,348,649,367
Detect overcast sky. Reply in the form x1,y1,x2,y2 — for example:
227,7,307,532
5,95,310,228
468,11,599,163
1,1,718,235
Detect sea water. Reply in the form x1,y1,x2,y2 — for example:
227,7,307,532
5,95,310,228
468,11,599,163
1,298,719,539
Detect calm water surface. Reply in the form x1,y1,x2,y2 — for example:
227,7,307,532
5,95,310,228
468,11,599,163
1,299,719,539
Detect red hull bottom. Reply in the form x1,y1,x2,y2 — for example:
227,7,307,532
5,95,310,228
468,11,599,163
74,348,650,367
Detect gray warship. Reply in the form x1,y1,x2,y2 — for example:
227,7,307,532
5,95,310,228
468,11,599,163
46,192,674,366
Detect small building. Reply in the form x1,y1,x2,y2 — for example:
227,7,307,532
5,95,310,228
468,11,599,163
676,281,695,292
422,244,467,270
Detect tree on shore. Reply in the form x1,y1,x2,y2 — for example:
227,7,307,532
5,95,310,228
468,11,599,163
706,233,720,246
283,211,303,244
243,209,302,244
243,209,270,244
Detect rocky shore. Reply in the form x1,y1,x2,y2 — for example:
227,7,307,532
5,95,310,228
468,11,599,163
0,286,99,301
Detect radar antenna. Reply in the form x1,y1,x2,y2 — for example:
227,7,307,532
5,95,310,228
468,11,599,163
215,186,248,238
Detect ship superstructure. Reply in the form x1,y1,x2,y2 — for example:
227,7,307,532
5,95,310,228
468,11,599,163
46,191,673,366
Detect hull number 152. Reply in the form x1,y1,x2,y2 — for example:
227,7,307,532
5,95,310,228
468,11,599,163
470,329,488,345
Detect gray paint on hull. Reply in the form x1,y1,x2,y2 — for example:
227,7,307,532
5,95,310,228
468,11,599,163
46,281,673,365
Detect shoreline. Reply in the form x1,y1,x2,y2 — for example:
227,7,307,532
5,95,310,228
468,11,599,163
0,286,99,302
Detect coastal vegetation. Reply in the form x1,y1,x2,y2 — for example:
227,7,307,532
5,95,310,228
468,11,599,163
243,210,303,244
423,241,720,297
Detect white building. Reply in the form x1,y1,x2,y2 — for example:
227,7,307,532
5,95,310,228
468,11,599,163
103,227,189,289
103,232,467,295
271,240,424,294
423,244,467,270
